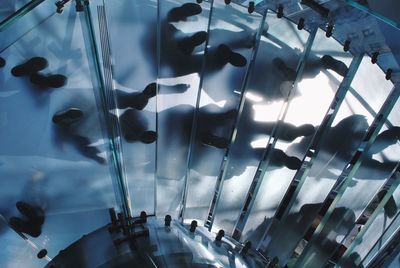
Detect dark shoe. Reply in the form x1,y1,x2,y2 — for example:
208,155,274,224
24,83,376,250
168,3,202,22
178,31,207,55
130,93,149,110
125,132,140,142
271,149,301,170
201,133,229,149
52,108,84,125
0,57,5,68
321,55,348,77
30,73,67,88
273,58,296,80
285,156,302,170
142,82,157,98
9,217,41,237
216,44,247,67
16,201,45,225
11,57,48,77
298,124,315,137
140,131,157,144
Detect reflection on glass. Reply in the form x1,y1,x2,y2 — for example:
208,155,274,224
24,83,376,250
361,212,400,267
259,56,393,266
291,119,400,267
339,183,400,267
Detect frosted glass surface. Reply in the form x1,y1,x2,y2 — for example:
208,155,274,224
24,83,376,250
260,56,393,265
211,12,310,235
184,1,262,221
241,27,352,244
340,185,400,267
0,3,116,258
156,0,210,217
0,218,48,268
336,98,400,218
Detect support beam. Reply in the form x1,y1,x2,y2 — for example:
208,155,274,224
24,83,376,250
337,194,400,267
294,83,400,268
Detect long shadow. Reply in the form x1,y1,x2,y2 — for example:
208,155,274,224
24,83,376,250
288,115,399,181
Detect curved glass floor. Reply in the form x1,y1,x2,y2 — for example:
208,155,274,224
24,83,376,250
0,0,399,267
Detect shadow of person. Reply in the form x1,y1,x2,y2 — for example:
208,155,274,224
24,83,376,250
52,108,106,164
115,82,189,110
142,2,253,100
8,201,45,238
117,108,157,144
196,102,315,176
285,114,369,179
250,31,349,103
288,118,399,181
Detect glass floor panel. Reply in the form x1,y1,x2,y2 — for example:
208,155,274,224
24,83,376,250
0,2,117,259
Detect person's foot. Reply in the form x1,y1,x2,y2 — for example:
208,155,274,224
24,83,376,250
0,57,5,68
173,83,190,93
140,131,157,144
200,133,230,149
9,217,42,237
125,130,157,144
178,31,207,55
271,149,301,170
216,44,247,67
16,201,45,225
273,58,296,81
83,145,106,165
167,3,202,22
11,57,48,77
285,156,302,170
52,108,84,125
30,73,67,88
321,55,348,77
142,82,157,98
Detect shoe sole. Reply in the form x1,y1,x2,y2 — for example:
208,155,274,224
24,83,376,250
52,108,84,124
11,57,48,77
